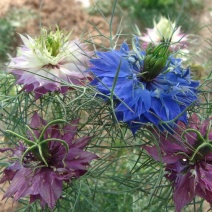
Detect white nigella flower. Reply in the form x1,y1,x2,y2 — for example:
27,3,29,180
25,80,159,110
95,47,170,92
139,17,188,51
8,27,92,98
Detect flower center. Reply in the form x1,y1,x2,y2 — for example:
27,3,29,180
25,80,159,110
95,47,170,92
181,158,188,164
5,119,69,168
34,27,69,58
177,155,190,174
45,35,60,57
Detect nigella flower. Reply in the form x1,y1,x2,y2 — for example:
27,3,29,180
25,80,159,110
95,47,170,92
143,114,212,211
139,17,188,51
8,27,92,99
89,39,199,134
0,113,98,209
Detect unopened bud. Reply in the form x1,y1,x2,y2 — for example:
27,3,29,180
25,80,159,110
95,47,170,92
142,43,170,81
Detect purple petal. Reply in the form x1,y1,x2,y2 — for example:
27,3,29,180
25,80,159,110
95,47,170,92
29,113,47,138
38,169,63,208
70,137,92,149
173,172,195,212
197,162,212,191
0,163,20,184
142,145,163,162
3,167,63,209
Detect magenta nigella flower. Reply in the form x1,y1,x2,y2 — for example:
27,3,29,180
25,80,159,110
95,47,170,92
8,28,92,99
0,113,98,209
143,114,212,211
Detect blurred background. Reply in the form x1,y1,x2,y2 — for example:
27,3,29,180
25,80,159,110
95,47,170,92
0,0,211,62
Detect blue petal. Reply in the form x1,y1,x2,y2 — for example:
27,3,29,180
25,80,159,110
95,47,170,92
89,42,199,134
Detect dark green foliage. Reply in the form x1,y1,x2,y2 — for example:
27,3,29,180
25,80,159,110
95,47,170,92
118,0,203,30
0,18,15,62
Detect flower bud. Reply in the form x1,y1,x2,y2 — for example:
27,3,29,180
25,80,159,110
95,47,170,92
142,43,170,81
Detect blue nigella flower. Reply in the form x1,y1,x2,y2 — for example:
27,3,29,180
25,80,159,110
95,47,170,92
89,39,199,134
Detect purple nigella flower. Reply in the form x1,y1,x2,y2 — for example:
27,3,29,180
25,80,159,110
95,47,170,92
143,114,212,211
89,39,199,134
0,113,98,209
8,28,92,99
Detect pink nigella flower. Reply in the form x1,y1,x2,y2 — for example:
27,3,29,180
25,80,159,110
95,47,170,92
143,114,212,211
8,28,93,99
139,17,188,51
0,113,98,209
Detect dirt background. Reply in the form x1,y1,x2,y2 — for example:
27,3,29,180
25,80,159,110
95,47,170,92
0,0,95,36
0,0,115,50
0,0,211,211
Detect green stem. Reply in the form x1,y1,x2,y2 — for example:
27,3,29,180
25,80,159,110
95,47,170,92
182,129,205,144
109,0,117,47
38,144,48,166
175,151,189,158
38,119,66,141
205,120,212,141
40,138,69,153
25,125,38,142
21,144,42,165
40,138,69,167
190,143,212,162
5,130,35,146
159,101,197,125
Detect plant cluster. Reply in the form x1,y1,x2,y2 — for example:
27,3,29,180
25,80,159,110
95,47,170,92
0,1,211,212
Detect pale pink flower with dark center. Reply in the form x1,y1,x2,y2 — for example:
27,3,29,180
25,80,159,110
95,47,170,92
8,28,93,98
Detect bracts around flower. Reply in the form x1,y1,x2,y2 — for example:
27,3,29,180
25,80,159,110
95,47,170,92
0,113,98,209
143,114,212,211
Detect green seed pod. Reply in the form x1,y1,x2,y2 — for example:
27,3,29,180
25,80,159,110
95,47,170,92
149,55,157,67
150,58,166,79
142,43,170,81
152,57,166,71
146,43,154,54
144,54,153,64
